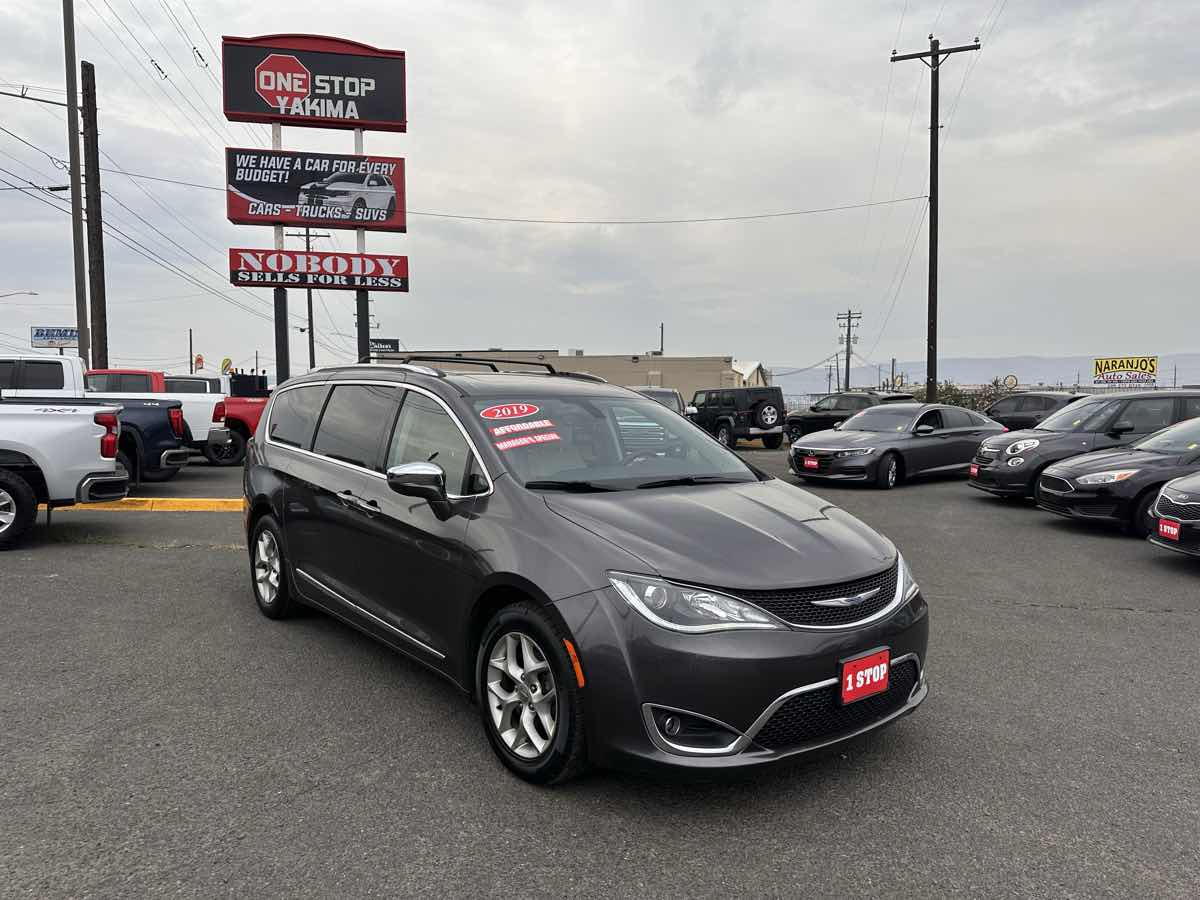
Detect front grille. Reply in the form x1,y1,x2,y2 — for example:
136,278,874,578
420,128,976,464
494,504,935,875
1040,475,1074,494
753,660,919,751
735,564,899,627
1039,495,1072,516
1156,495,1200,522
1040,496,1119,518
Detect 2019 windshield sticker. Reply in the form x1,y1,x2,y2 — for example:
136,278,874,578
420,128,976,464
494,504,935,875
495,432,561,451
480,403,540,421
491,419,554,437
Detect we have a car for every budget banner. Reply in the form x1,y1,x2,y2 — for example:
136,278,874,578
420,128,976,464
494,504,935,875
226,148,405,232
229,248,409,291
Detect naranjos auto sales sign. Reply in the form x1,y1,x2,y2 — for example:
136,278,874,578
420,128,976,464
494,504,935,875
1093,355,1158,385
229,249,409,292
226,148,405,232
223,35,406,131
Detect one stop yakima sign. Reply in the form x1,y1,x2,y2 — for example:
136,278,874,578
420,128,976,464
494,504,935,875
254,54,310,110
229,248,409,291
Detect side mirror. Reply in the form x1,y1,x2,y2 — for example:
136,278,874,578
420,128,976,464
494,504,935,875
833,421,842,430
387,461,447,503
1109,420,1134,436
685,405,698,416
915,424,935,435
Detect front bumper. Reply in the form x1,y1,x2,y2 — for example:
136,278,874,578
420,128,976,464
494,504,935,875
555,585,929,774
968,454,1034,496
1036,480,1130,525
76,469,129,503
788,449,875,482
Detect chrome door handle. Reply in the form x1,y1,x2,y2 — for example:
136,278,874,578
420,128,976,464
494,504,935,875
337,490,379,515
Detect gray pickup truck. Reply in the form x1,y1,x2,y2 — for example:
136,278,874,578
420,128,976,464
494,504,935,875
0,397,129,548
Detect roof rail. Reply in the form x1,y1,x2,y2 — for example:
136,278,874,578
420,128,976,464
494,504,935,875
398,354,561,375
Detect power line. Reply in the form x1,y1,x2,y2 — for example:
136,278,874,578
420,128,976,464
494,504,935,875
866,199,929,359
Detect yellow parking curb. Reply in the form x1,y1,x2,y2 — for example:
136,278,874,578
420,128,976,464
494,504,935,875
40,498,242,512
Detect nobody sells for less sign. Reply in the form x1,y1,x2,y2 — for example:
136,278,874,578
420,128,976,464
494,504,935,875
229,248,409,291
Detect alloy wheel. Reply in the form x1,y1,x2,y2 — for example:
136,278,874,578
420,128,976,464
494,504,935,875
886,458,898,487
760,405,779,425
0,489,14,534
486,631,558,760
254,528,281,606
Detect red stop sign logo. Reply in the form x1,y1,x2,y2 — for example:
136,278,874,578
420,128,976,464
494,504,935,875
254,54,311,110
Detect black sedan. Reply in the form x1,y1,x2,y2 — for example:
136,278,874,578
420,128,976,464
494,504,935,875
1147,472,1200,556
789,402,1005,490
1036,418,1200,536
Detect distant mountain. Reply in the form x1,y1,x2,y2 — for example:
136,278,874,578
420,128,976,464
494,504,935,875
771,354,1200,397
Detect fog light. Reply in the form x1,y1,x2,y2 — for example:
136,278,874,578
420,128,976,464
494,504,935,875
647,706,741,752
663,715,681,736
1006,457,1025,467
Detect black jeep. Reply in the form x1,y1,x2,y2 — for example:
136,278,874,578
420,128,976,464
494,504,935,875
688,386,786,448
785,390,915,443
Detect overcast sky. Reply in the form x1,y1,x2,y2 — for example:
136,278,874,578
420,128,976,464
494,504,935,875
0,0,1196,377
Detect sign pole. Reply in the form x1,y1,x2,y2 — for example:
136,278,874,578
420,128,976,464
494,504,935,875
271,123,290,384
354,127,370,363
61,0,91,367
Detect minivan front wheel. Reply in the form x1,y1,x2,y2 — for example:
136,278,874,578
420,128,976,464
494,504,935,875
477,602,587,784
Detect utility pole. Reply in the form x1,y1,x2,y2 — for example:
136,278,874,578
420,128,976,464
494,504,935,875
271,123,290,385
659,322,664,355
255,350,259,374
61,0,90,366
354,127,370,363
837,309,862,392
286,228,331,370
825,360,835,393
891,357,897,389
892,33,980,402
188,328,193,373
80,60,107,368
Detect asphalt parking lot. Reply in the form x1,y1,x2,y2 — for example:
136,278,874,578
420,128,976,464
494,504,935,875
4,450,1198,897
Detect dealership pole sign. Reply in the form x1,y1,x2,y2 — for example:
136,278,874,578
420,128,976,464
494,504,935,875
226,148,405,231
1093,356,1158,386
30,326,79,348
369,338,400,353
229,249,409,291
222,35,406,131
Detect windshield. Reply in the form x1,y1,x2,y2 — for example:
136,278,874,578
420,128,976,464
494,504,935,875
1134,418,1200,454
315,170,362,186
1038,398,1119,433
472,394,757,490
841,407,915,433
635,389,682,414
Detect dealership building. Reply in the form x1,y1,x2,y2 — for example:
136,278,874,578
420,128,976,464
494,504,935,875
376,349,771,400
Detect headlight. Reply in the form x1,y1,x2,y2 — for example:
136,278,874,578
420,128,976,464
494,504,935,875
1006,439,1040,455
836,447,875,458
608,572,785,633
898,553,920,601
1006,457,1025,467
1077,469,1140,485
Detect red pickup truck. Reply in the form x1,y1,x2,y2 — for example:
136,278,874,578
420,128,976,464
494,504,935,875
220,396,268,463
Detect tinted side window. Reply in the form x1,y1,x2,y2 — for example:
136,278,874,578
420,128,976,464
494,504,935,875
942,408,974,428
916,410,944,430
312,384,399,470
720,391,735,407
85,374,111,391
988,397,1018,415
0,361,16,389
268,385,329,450
1015,395,1045,412
386,392,475,494
165,378,207,393
1183,398,1200,420
22,361,65,390
117,375,152,392
1119,398,1174,432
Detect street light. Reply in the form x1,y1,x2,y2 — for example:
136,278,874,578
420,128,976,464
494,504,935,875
0,290,38,299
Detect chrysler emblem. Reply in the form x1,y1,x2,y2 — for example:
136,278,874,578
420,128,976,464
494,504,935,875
812,587,881,608
1179,494,1189,501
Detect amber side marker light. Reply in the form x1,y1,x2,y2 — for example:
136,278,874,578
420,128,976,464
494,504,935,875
563,639,586,688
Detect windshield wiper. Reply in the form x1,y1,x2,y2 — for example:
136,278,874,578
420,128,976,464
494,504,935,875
635,475,748,489
523,480,618,493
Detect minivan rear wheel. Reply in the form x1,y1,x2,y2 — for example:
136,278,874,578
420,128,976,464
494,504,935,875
477,602,587,784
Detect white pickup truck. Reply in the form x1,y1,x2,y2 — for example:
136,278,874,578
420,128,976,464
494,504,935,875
0,355,226,455
0,396,129,548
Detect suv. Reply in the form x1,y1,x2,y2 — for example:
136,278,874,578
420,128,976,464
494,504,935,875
970,390,1200,498
297,171,397,223
688,386,786,449
786,391,915,443
244,357,927,784
982,391,1085,431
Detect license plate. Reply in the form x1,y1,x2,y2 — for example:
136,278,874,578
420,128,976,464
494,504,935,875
969,464,979,477
1158,518,1181,541
804,456,819,470
840,648,890,705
